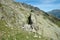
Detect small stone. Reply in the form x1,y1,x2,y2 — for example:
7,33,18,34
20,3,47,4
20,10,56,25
39,36,41,38
32,28,36,32
22,27,24,29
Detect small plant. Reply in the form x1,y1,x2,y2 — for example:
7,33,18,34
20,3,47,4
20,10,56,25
0,3,2,7
31,10,34,12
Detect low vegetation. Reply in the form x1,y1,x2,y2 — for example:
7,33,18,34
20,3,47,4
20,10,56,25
0,3,2,7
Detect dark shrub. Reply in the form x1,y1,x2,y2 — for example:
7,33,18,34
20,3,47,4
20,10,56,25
0,3,2,7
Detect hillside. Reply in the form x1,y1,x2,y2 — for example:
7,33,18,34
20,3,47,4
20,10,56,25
47,9,60,27
0,0,60,40
48,9,60,19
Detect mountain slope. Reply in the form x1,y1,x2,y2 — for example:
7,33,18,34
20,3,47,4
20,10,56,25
0,0,60,40
48,9,60,19
47,9,60,27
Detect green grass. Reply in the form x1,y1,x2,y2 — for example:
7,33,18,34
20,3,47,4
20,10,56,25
0,19,45,40
43,13,60,27
55,21,60,27
0,20,41,40
0,20,11,31
47,16,60,27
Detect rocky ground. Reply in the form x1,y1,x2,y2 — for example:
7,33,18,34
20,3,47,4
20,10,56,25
0,0,60,40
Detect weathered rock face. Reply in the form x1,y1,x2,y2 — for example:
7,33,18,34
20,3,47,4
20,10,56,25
0,0,60,40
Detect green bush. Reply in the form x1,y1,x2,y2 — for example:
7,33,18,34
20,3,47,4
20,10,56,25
0,3,2,7
31,10,34,12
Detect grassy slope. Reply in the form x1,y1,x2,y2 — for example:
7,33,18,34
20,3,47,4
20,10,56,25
0,3,46,40
0,20,42,40
0,1,60,40
43,12,60,27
